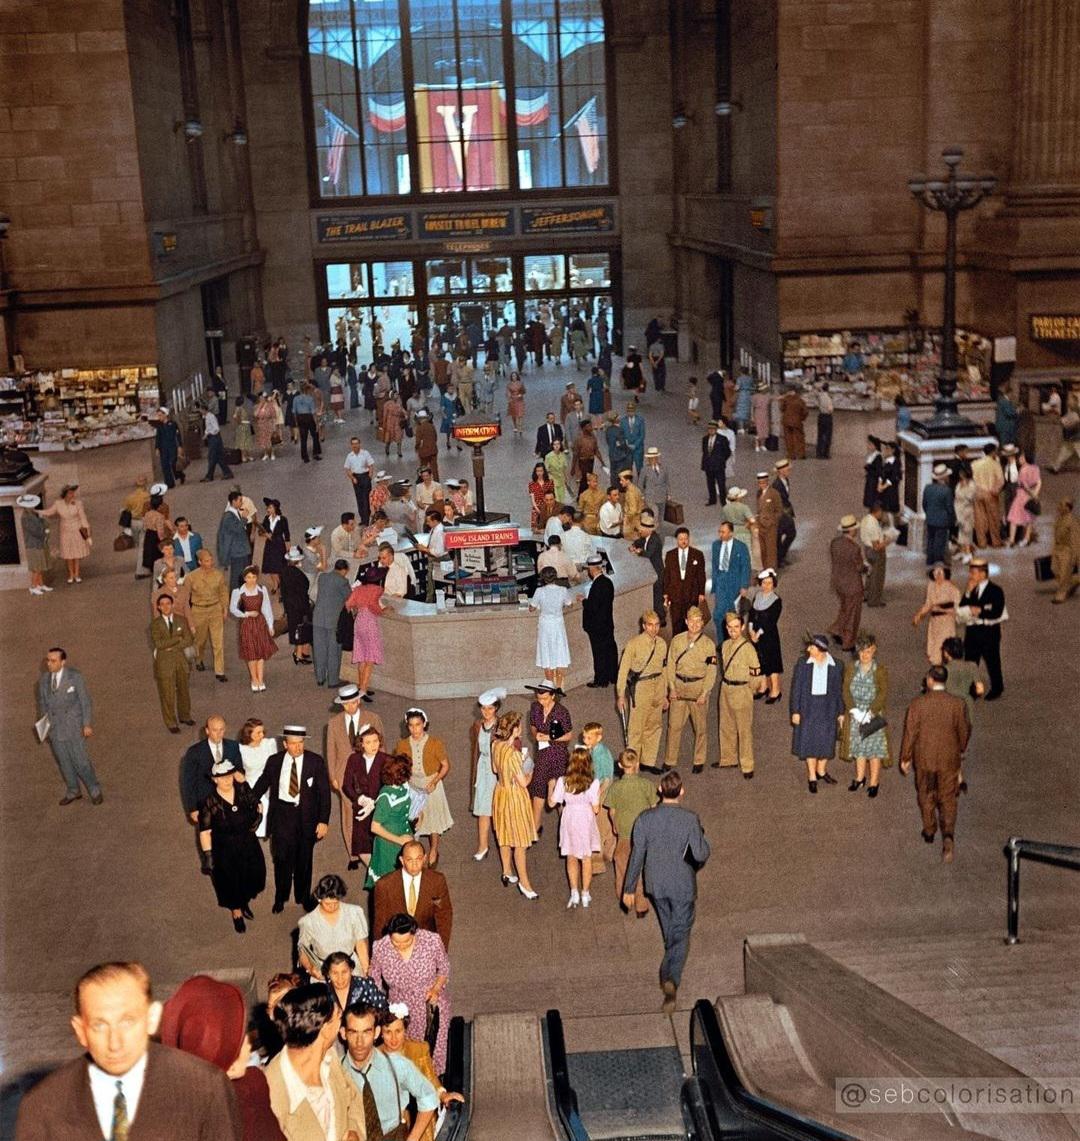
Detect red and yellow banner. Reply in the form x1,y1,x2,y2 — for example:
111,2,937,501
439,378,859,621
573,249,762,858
415,84,509,193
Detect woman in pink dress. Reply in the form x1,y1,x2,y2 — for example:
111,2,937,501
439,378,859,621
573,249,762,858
547,746,601,910
911,562,961,665
1006,452,1042,547
346,563,387,701
506,371,526,434
229,566,277,691
253,393,278,460
369,471,391,519
370,914,451,1073
41,484,91,584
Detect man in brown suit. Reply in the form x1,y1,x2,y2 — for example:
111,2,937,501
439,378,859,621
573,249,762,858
325,683,385,854
16,961,241,1140
373,839,454,947
780,386,808,459
661,526,707,635
899,665,971,863
150,594,195,733
827,514,866,652
414,408,439,479
755,471,782,571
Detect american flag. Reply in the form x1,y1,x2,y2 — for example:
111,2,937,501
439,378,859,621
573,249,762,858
323,108,350,188
571,96,600,173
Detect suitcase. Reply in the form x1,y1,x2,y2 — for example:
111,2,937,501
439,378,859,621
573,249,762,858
225,447,243,466
1034,555,1053,582
663,500,685,525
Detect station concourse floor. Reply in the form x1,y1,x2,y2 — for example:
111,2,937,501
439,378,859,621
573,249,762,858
1,355,1078,1096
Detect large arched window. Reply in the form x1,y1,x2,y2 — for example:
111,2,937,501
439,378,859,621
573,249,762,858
307,0,609,199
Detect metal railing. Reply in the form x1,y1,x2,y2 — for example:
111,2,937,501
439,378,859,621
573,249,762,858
1004,837,1080,945
436,1016,470,1141
544,1009,589,1141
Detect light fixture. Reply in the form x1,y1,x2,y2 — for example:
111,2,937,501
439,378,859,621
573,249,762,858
223,127,248,146
714,98,743,116
175,119,204,141
672,107,690,130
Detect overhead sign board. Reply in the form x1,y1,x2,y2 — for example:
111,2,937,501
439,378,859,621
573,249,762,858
444,526,520,549
1031,314,1080,341
316,212,413,243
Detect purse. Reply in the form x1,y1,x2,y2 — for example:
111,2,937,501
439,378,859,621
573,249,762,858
1025,496,1042,516
113,533,135,551
79,526,90,540
859,714,888,739
424,1000,440,1056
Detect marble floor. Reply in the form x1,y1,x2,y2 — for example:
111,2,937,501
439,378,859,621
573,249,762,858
2,354,1078,1102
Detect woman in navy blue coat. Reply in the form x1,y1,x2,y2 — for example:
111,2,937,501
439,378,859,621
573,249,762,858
789,633,845,794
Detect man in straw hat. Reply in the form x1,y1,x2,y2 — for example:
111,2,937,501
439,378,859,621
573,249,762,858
583,554,618,687
641,446,670,519
617,610,669,770
922,462,956,567
958,557,1007,700
250,724,331,912
325,683,385,855
828,514,866,652
755,471,783,572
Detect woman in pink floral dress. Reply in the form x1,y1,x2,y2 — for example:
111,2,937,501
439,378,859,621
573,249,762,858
346,564,387,701
370,914,451,1073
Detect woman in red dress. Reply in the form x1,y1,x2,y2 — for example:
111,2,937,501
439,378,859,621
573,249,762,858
229,565,277,692
528,462,554,531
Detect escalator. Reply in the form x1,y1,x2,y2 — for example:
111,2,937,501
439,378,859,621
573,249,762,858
543,1003,853,1141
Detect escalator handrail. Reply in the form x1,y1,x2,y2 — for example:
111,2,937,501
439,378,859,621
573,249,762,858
544,1009,589,1141
435,1016,470,1141
690,1000,854,1140
680,1074,717,1141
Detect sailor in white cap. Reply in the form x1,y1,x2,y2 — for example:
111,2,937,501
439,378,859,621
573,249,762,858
249,723,331,912
326,685,385,857
470,687,507,859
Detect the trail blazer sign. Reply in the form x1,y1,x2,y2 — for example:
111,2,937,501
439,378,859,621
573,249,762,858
1031,314,1080,341
444,526,520,550
317,212,412,243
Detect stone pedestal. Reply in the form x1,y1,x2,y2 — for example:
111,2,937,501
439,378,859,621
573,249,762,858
898,430,996,552
0,472,48,590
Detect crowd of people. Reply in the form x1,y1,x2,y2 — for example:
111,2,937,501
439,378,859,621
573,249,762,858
19,321,1080,1141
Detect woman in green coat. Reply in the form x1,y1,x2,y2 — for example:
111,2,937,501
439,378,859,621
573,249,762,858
841,631,892,798
366,753,415,889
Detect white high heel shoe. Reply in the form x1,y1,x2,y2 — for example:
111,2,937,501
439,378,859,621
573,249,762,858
518,884,538,900
473,849,489,861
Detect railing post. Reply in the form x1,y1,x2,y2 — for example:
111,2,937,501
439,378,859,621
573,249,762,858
1005,837,1022,945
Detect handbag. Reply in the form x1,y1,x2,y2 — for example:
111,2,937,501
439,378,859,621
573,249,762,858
336,605,354,652
79,526,91,541
663,500,684,525
859,714,888,739
1025,496,1042,516
113,533,135,551
270,429,283,446
118,509,132,528
293,620,314,645
424,1000,440,1056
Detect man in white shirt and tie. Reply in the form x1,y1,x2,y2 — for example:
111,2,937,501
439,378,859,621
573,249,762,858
373,839,454,948
199,403,234,482
709,520,751,641
180,715,245,824
150,594,195,733
535,411,564,458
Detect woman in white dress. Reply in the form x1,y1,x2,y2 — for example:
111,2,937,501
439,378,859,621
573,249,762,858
531,565,575,689
469,687,505,861
238,717,277,839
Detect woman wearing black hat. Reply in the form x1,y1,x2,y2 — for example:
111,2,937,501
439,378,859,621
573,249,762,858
259,498,290,595
198,758,266,932
789,634,845,793
527,682,573,833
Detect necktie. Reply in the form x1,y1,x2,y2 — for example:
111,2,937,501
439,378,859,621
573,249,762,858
213,743,222,767
348,717,357,749
166,618,172,634
680,550,686,576
407,876,418,915
721,544,729,573
111,1079,129,1141
361,1074,383,1140
288,756,300,798
52,673,59,692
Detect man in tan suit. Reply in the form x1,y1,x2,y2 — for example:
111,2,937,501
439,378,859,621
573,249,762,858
755,471,782,571
372,839,454,947
617,611,669,770
325,683,385,854
619,469,645,539
971,442,1005,548
663,606,716,772
899,665,971,863
184,547,229,681
827,514,866,652
150,594,194,733
661,526,707,635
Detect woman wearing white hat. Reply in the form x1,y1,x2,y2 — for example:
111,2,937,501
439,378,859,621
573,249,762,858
17,494,52,595
281,546,314,665
40,484,92,584
469,688,506,860
722,486,758,567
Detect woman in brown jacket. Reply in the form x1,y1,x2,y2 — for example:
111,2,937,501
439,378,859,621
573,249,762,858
395,708,454,867
840,631,891,798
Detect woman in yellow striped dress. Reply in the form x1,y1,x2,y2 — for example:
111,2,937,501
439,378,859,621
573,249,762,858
491,711,539,900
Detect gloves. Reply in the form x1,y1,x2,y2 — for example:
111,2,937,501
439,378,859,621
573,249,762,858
199,850,214,876
355,795,375,822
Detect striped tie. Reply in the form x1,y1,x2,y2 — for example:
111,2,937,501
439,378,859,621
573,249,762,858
288,756,300,798
111,1080,129,1141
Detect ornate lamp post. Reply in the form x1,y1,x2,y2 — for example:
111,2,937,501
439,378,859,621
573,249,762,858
908,147,997,437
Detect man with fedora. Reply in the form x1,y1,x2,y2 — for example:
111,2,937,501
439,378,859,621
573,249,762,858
641,446,670,520
216,490,252,591
630,510,665,620
755,471,783,571
326,683,385,855
313,559,353,688
828,515,866,652
621,401,646,476
771,459,797,565
958,557,1007,700
414,408,439,478
662,526,706,636
922,463,956,567
780,386,808,460
150,593,195,733
582,554,618,688
37,647,103,806
251,725,331,912
700,420,731,505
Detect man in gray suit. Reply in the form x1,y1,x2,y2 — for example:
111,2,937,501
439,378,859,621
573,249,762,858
215,490,251,590
37,647,103,805
623,770,709,1012
312,559,352,688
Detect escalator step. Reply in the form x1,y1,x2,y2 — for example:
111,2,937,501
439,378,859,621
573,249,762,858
566,1046,686,1139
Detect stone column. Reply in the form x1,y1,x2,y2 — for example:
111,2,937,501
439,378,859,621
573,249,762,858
1012,0,1080,192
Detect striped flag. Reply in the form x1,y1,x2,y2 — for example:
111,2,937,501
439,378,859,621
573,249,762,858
571,95,600,173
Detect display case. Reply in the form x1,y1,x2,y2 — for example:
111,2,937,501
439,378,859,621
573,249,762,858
0,366,160,450
782,327,992,410
430,525,541,607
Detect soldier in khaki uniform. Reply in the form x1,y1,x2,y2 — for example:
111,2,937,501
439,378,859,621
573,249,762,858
755,471,783,572
185,547,229,679
617,610,669,770
150,593,195,732
578,470,606,535
715,611,762,776
664,606,717,772
619,469,646,539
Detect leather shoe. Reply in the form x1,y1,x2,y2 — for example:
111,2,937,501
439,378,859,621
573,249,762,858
233,916,246,934
922,830,935,843
808,780,817,794
743,771,754,780
90,792,104,805
194,662,205,671
168,726,181,734
59,793,82,806
819,772,837,785
216,674,228,682
691,765,704,774
241,905,254,920
272,901,285,914
867,785,879,798
586,681,604,688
